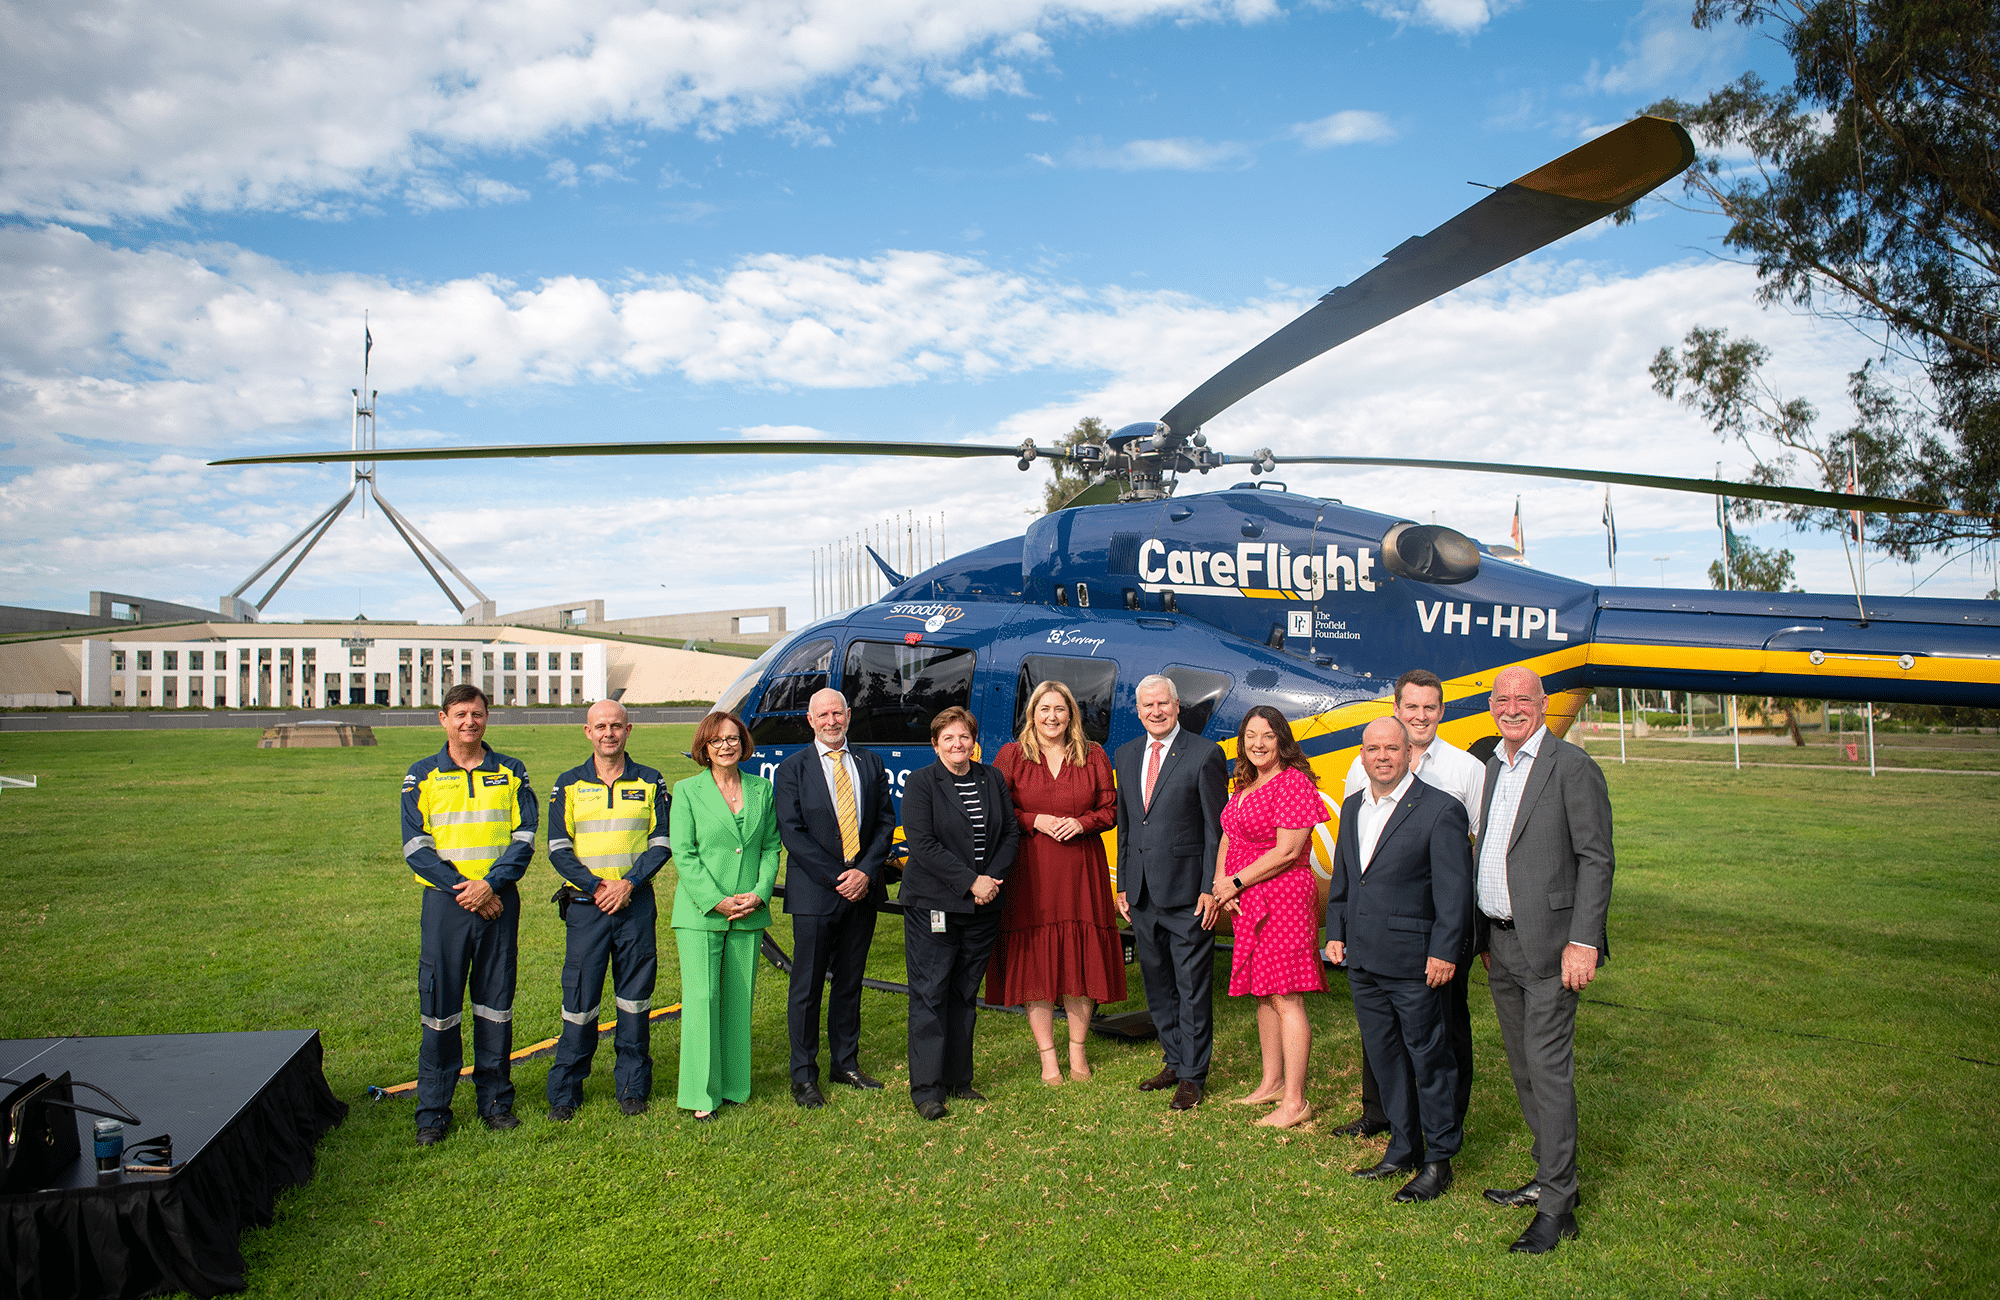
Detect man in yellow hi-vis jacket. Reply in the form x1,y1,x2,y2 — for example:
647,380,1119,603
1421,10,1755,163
544,699,671,1120
401,683,537,1146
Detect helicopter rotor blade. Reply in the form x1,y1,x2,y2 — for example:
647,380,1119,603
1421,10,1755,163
1157,116,1695,439
210,439,1081,468
1256,453,1947,515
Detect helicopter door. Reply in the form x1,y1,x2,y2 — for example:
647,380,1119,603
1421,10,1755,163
840,639,979,807
744,637,835,778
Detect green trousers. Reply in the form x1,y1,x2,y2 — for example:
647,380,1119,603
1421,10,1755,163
675,926,760,1112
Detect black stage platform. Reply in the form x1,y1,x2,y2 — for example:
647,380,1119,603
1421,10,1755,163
1,1031,346,1300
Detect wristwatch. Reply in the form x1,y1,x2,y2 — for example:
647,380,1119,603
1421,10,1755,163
1231,875,1243,891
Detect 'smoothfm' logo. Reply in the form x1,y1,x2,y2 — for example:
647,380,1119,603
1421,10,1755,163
886,603,966,634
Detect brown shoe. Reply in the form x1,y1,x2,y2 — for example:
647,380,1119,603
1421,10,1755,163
1169,1079,1204,1111
1138,1066,1179,1092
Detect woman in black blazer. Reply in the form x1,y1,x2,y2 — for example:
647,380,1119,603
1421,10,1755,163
900,706,1020,1121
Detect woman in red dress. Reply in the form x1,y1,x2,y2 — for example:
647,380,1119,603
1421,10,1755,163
988,679,1125,1084
1212,705,1330,1129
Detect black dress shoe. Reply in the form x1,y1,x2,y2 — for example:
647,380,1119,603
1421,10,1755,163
949,1084,987,1101
1509,1211,1580,1254
1484,1181,1583,1210
1350,1159,1417,1180
414,1125,446,1147
547,1104,577,1123
1484,1179,1540,1207
1330,1115,1392,1138
1392,1160,1453,1203
618,1096,649,1116
481,1110,520,1131
1138,1066,1179,1092
831,1069,885,1091
792,1080,826,1109
1169,1079,1204,1110
914,1099,950,1121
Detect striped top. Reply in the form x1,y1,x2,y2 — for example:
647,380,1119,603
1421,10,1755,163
953,774,989,869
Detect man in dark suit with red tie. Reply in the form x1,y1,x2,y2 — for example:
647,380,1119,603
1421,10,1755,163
773,688,896,1108
1114,674,1229,1111
1323,716,1473,1205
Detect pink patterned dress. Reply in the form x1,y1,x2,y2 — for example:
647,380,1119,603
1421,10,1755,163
1221,766,1331,998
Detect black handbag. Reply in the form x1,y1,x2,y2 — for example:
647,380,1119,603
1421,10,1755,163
1,1071,145,1192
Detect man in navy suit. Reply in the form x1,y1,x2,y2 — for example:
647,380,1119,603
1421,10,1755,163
773,688,896,1108
1114,674,1229,1111
1324,716,1473,1205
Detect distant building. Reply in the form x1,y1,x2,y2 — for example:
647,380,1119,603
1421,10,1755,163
81,634,607,709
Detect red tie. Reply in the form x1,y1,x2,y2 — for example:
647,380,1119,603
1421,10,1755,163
1143,740,1163,809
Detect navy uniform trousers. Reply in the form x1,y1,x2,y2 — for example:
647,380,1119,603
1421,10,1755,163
903,908,1000,1106
546,883,660,1107
417,884,520,1131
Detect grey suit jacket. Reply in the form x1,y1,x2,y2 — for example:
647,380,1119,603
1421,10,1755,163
1473,731,1614,980
1114,729,1229,910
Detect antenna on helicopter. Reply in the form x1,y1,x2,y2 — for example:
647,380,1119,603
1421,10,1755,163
219,318,495,622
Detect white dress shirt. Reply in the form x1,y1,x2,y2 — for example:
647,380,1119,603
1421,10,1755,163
1475,724,1547,921
1344,733,1486,838
1353,769,1416,870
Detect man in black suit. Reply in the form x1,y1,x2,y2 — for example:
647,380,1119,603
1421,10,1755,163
772,687,896,1108
1474,666,1615,1254
1323,717,1473,1205
1114,674,1229,1111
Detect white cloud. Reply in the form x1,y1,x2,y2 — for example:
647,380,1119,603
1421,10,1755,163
1579,0,1748,97
1069,136,1252,170
0,0,1279,222
1360,0,1515,36
1290,110,1395,148
9,225,1972,616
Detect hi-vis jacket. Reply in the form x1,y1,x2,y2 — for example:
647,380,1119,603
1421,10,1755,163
548,755,671,892
401,744,538,889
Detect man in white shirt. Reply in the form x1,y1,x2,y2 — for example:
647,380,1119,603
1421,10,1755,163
1322,717,1473,1203
1332,669,1485,1139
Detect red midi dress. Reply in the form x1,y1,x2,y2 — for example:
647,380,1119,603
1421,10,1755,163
1221,766,1331,998
983,741,1128,1006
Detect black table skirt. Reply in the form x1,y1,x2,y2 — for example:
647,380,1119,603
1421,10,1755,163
2,1032,347,1300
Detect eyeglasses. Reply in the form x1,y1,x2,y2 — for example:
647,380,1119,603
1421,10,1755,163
708,736,743,749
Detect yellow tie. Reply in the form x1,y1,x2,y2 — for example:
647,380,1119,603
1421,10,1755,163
827,748,860,862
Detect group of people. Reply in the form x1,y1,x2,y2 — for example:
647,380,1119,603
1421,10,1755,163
400,659,1612,1255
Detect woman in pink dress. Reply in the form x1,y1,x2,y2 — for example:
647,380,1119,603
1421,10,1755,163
1212,705,1330,1129
988,680,1125,1084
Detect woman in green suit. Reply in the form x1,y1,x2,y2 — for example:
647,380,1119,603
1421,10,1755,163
669,710,780,1119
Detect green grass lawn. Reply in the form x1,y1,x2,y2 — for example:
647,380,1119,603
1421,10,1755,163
2,726,1996,1298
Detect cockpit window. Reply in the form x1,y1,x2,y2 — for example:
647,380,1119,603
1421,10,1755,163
758,638,835,715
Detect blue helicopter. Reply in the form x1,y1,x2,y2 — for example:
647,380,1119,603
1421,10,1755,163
218,115,1999,802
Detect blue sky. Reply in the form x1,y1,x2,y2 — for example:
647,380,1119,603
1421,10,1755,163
6,0,1989,624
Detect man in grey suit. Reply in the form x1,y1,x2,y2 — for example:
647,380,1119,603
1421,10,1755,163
1474,666,1615,1254
1114,674,1229,1112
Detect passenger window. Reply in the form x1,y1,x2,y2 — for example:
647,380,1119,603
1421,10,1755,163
1014,655,1117,744
842,641,976,745
1159,665,1232,738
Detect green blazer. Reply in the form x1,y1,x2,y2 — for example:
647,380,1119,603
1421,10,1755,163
669,769,781,932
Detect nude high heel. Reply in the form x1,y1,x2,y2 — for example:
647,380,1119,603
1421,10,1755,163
1038,1046,1064,1086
